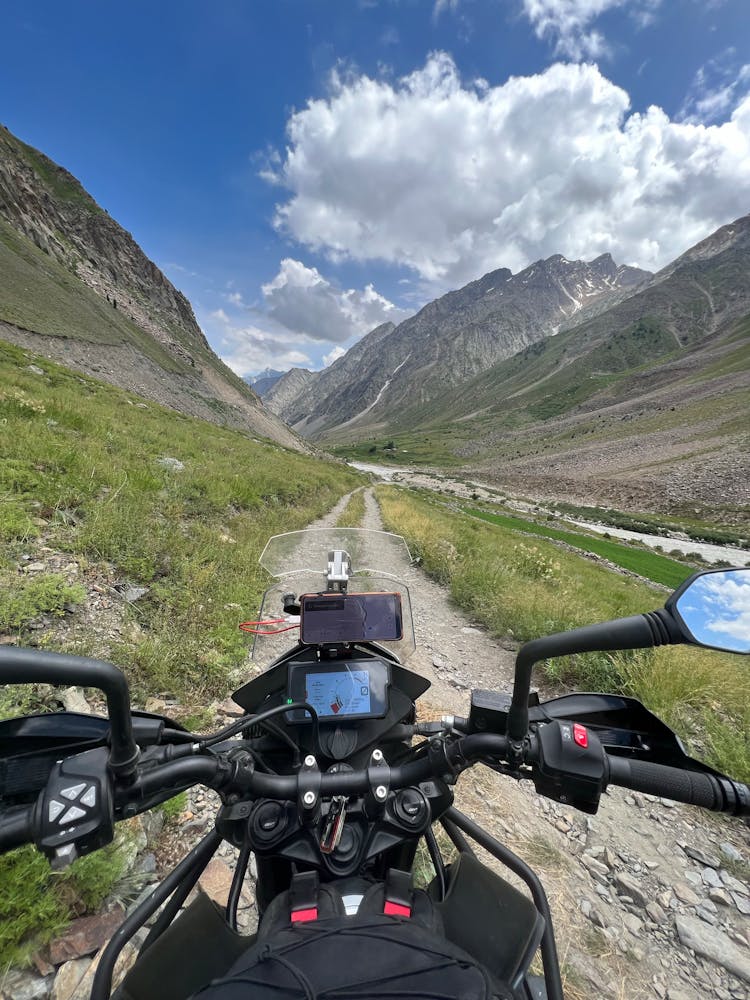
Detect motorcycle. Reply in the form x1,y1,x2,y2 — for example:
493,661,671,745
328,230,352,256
0,527,748,1000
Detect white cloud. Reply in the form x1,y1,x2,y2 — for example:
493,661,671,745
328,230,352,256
206,310,313,377
519,1,661,59
261,258,409,343
680,49,750,124
267,54,750,291
323,345,347,367
433,0,460,21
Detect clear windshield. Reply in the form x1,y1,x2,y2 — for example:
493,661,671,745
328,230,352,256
259,529,413,579
251,529,416,667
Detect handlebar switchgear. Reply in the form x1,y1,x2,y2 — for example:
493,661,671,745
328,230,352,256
532,720,606,814
32,747,115,869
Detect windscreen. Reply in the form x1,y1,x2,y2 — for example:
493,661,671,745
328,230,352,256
250,529,416,666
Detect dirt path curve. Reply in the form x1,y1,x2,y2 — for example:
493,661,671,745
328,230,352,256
356,487,750,1000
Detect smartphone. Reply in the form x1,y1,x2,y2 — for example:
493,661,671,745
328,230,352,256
299,592,403,644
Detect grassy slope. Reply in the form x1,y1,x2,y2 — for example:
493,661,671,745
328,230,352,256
464,508,698,589
0,338,362,707
0,217,185,371
378,486,749,782
0,128,264,408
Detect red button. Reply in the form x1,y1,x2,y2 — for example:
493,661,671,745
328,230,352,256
291,907,318,923
573,724,588,748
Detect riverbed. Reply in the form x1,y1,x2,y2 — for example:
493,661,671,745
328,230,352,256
349,461,750,567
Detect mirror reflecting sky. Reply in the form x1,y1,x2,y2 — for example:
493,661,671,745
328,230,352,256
675,569,750,654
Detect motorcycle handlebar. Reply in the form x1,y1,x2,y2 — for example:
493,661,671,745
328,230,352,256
135,733,510,800
0,806,34,852
605,755,750,816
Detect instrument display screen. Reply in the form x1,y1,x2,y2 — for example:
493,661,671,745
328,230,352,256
286,659,390,722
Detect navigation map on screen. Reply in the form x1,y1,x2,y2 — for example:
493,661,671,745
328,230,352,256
305,668,371,717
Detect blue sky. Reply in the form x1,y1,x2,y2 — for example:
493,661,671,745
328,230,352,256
2,1,749,375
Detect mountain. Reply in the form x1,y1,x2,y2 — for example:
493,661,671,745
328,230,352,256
276,255,649,436
246,368,285,396
263,367,317,416
267,321,397,429
0,124,304,451
356,214,750,513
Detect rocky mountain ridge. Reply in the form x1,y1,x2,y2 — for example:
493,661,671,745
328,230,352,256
246,368,285,396
273,252,650,436
0,124,304,450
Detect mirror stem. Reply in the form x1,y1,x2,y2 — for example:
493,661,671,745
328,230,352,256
506,610,681,753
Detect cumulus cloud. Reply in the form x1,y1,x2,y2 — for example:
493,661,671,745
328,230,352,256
261,258,409,343
520,0,660,59
206,310,313,377
267,54,750,291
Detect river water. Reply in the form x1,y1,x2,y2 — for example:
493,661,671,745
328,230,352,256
348,461,750,568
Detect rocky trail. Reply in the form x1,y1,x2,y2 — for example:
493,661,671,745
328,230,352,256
4,488,749,1000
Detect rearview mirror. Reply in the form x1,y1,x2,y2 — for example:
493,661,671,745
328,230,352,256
666,568,750,654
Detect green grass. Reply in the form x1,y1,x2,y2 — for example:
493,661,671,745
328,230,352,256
0,338,362,710
378,486,750,781
0,836,130,967
464,507,697,588
335,489,366,527
0,574,86,632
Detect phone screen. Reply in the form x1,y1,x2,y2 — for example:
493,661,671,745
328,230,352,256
300,592,403,644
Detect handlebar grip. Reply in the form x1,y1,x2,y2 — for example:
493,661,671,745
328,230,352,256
606,756,749,815
0,806,34,851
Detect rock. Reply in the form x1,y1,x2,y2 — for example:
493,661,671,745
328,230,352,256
216,697,244,718
623,913,643,935
432,656,447,669
60,687,91,715
708,888,732,907
555,818,571,834
49,908,125,964
684,846,721,869
721,871,749,895
51,960,89,1000
115,585,150,603
144,697,167,714
0,969,54,1000
646,901,667,923
695,904,718,924
581,854,609,877
580,899,592,918
613,872,649,907
136,852,157,875
702,867,724,888
720,843,744,864
139,809,165,843
675,914,750,983
198,858,234,906
731,893,750,915
156,457,185,472
685,871,703,888
564,947,618,999
673,882,702,906
65,943,137,1000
